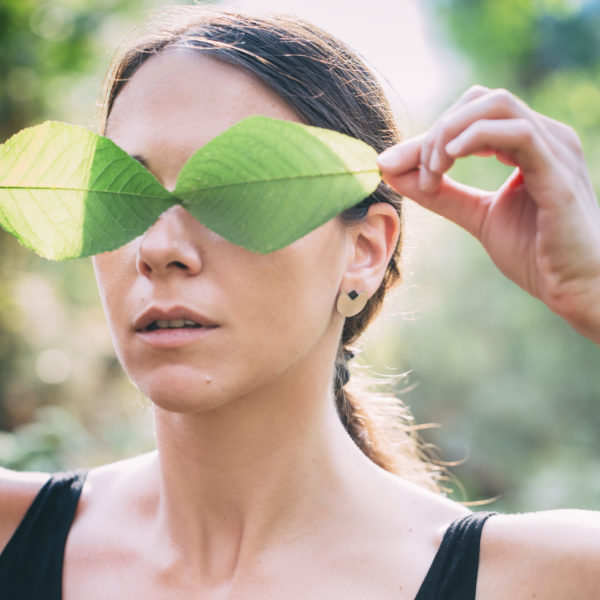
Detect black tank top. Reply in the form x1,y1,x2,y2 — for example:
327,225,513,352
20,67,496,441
0,470,495,599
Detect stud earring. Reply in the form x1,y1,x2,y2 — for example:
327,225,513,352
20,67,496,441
336,290,368,318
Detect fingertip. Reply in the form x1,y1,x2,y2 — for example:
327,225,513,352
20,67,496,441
377,136,423,173
377,145,403,172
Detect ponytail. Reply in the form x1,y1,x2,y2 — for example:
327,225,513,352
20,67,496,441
334,345,443,493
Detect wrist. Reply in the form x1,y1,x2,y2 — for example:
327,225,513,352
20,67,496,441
557,281,600,345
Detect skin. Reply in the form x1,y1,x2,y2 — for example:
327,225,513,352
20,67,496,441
1,58,600,598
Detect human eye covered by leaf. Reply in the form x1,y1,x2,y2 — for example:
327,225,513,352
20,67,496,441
0,116,382,261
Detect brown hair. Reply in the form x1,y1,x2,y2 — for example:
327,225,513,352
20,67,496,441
99,5,443,492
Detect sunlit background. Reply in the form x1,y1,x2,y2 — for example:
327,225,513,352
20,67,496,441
1,0,599,512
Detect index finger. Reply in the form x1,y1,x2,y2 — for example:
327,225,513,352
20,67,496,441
377,134,425,175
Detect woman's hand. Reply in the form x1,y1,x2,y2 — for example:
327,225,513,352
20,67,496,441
378,85,600,344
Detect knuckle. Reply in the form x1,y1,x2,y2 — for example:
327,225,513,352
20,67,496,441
515,119,536,143
490,87,517,110
469,120,488,139
565,125,584,156
439,113,455,132
466,84,489,97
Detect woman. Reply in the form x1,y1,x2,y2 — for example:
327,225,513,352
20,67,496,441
1,6,599,599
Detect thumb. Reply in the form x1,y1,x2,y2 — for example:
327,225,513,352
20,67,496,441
380,166,494,240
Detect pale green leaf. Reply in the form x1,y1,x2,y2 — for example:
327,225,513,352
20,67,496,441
0,121,175,260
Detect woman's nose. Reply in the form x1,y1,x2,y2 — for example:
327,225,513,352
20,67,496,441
136,205,203,277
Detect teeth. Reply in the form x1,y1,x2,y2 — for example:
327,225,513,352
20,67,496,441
153,319,201,329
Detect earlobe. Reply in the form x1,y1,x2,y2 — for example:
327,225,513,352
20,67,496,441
339,203,400,298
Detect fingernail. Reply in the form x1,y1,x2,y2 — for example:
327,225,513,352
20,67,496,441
429,147,442,172
445,138,460,156
419,167,436,191
377,146,403,171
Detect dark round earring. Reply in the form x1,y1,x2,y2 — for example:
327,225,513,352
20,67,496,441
336,290,368,318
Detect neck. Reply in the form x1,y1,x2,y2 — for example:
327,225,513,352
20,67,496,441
147,353,375,585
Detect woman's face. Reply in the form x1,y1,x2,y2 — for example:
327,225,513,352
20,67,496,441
93,50,353,412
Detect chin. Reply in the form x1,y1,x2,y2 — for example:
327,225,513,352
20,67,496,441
134,364,231,414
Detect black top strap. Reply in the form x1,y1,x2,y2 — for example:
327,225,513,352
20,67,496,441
414,511,496,600
0,469,88,600
0,474,492,600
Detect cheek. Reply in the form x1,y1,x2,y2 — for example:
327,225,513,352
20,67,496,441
233,225,347,360
92,248,137,340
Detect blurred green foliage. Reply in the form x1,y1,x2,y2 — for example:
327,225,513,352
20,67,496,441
0,0,599,514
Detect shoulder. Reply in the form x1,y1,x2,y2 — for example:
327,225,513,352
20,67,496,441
478,509,600,599
0,453,157,557
0,467,52,554
73,451,159,527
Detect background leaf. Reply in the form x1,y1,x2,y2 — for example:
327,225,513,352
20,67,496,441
175,116,381,253
0,121,175,260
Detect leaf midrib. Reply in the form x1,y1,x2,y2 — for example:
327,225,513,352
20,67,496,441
175,168,380,193
0,186,171,199
0,167,379,196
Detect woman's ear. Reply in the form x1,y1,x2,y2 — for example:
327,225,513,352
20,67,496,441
341,202,400,296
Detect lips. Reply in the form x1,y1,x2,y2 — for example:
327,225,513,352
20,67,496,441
132,305,219,349
133,306,218,332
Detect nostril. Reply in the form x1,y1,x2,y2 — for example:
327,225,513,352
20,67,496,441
137,256,200,277
138,259,153,276
170,261,188,269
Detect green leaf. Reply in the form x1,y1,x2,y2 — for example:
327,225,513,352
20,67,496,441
175,116,381,253
0,121,175,260
0,117,382,260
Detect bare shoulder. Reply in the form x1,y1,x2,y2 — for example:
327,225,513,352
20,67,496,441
74,451,159,525
0,467,52,554
80,451,158,501
478,509,600,599
0,453,156,558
